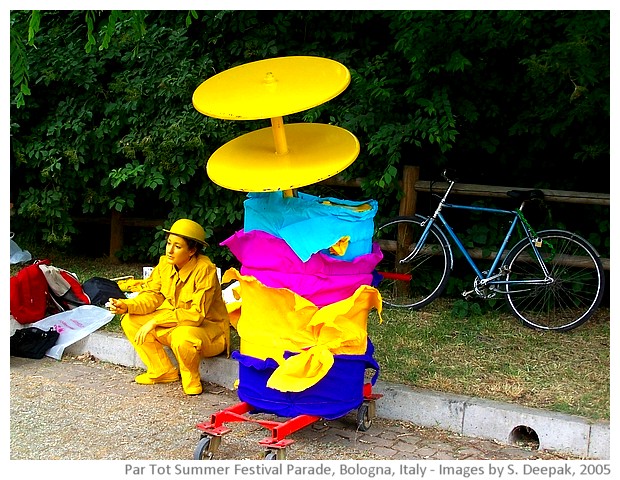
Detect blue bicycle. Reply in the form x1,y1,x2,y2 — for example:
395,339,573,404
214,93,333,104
375,171,605,331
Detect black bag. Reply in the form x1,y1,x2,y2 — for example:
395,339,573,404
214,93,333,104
10,327,60,359
82,277,124,307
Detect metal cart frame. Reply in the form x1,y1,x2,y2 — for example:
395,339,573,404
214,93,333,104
194,383,382,460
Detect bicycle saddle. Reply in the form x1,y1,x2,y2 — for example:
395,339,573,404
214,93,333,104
506,189,545,202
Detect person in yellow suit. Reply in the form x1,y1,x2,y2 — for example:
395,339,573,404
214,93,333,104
108,219,229,395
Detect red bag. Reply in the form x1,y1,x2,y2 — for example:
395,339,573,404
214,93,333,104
10,260,52,325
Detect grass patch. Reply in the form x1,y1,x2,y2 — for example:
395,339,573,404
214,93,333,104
369,298,610,420
11,252,610,420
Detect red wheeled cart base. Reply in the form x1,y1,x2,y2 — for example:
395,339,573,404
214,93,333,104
193,383,382,460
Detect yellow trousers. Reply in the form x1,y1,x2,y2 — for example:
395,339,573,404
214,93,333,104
121,311,226,394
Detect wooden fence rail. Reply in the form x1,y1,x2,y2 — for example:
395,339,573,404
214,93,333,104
414,181,610,205
74,211,164,263
78,165,610,266
323,165,610,270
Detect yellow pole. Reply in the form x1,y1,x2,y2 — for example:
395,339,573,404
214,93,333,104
271,116,289,155
270,116,294,197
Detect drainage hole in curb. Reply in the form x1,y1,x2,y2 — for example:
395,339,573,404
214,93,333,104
509,425,540,450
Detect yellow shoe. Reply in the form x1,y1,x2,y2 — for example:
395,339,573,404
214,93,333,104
183,384,203,396
135,371,179,385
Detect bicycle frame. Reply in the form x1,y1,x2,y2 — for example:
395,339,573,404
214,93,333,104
403,181,553,291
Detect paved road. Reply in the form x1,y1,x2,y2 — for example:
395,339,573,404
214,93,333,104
10,354,578,463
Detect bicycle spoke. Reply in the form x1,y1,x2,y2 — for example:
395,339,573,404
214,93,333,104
375,216,451,309
504,231,604,331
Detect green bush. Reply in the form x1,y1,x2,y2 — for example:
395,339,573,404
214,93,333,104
10,11,609,266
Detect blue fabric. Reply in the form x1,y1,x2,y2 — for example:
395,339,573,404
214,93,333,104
243,192,378,262
371,270,383,287
232,340,379,420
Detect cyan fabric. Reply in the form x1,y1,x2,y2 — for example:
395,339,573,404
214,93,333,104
222,268,382,391
232,340,379,420
243,191,378,261
221,229,383,306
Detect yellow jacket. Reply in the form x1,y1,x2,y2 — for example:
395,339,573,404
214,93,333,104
123,254,230,338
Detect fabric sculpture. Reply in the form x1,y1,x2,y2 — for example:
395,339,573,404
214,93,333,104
223,192,382,420
243,191,378,262
223,268,381,391
221,229,382,307
231,340,379,420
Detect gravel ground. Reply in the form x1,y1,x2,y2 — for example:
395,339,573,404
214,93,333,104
9,355,388,461
10,354,581,463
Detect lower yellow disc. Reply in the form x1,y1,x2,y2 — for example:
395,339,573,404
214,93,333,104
206,123,360,192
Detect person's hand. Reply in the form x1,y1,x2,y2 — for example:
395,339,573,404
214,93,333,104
134,320,156,345
107,298,128,315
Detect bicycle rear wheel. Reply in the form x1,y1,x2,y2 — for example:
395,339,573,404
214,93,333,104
503,230,605,331
375,215,452,309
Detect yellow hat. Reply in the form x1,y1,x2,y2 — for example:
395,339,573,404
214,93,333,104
163,219,207,246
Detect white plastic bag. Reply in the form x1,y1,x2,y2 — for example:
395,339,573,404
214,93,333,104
27,305,114,360
10,238,32,264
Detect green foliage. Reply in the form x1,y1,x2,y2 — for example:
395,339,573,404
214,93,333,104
451,299,483,319
10,10,609,267
10,12,34,108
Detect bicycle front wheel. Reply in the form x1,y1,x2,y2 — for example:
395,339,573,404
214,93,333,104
503,230,605,331
375,215,452,309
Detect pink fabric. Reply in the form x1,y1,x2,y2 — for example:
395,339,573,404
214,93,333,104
221,230,382,307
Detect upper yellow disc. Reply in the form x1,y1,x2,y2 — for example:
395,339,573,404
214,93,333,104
206,123,360,192
193,56,351,120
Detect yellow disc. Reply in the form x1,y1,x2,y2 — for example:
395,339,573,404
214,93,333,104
206,123,360,192
193,56,351,120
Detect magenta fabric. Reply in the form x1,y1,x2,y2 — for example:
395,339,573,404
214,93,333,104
221,230,383,307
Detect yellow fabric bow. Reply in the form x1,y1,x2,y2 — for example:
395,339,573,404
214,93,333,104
222,268,382,392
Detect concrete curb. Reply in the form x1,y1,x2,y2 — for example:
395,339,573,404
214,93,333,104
64,330,609,459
